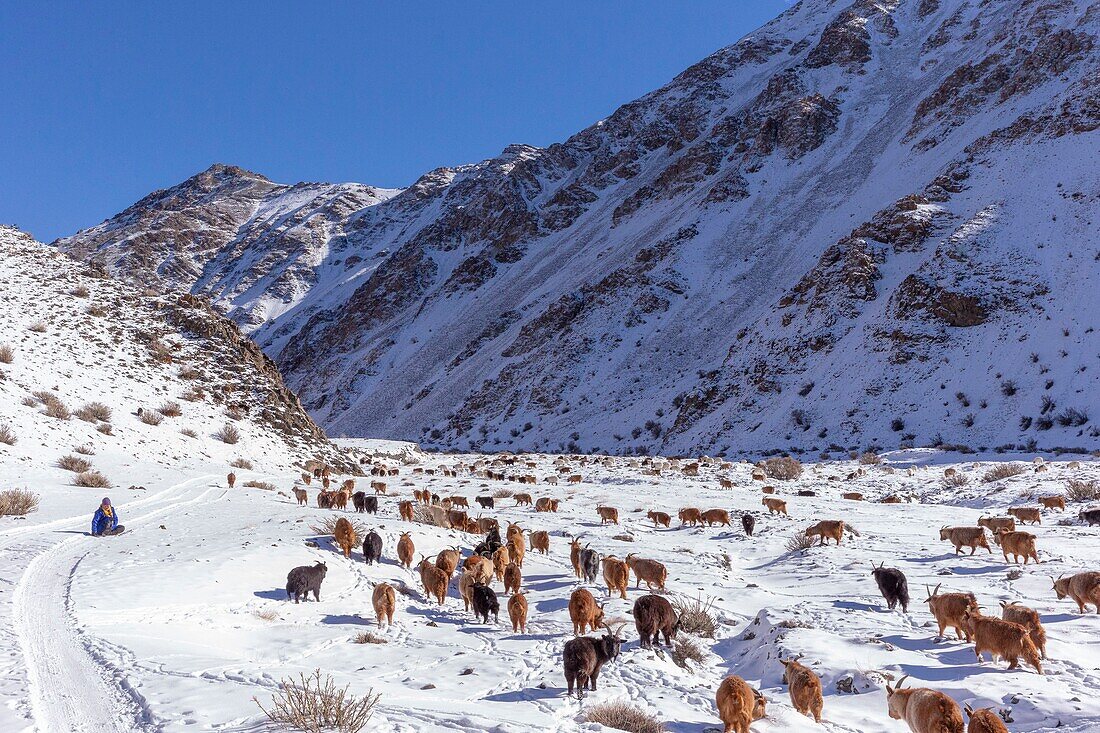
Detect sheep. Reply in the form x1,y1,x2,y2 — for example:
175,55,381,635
562,625,623,699
458,569,478,611
417,556,448,605
741,513,755,536
780,658,823,724
371,481,387,495
842,492,864,501
992,529,1038,564
1038,495,1065,510
601,556,629,599
513,493,533,506
632,594,679,648
701,508,731,526
885,676,964,733
925,584,979,640
449,495,469,508
285,562,327,603
397,532,415,569
568,587,605,635
716,675,767,733
492,546,511,582
580,546,601,584
398,500,414,522
1080,509,1100,526
939,526,991,555
1007,506,1041,525
762,497,788,515
964,704,1010,733
372,583,395,628
804,520,845,546
475,496,494,509
626,553,668,591
977,516,1016,533
570,538,583,578
530,530,550,554
227,472,236,488
292,488,308,506
679,507,702,526
871,562,910,612
596,505,620,524
334,517,357,559
962,609,1042,673
362,530,383,565
1000,601,1046,658
1052,571,1100,613
471,583,499,623
508,590,528,633
503,561,522,595
647,510,671,528
436,547,461,578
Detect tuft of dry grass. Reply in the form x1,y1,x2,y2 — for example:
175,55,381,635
86,304,107,317
139,410,164,426
27,321,46,333
353,631,388,644
584,701,665,733
858,451,883,465
230,457,254,470
1066,480,1100,502
0,344,13,364
70,285,90,298
309,515,368,537
74,402,112,423
180,386,205,402
671,636,706,669
73,442,95,455
942,473,969,488
215,423,240,444
36,392,71,420
180,428,198,438
492,487,515,499
56,455,93,473
254,669,379,733
96,423,114,436
73,470,112,488
0,488,39,516
178,366,201,380
158,400,182,417
671,595,718,639
243,480,277,491
760,456,803,480
785,532,816,553
253,609,279,622
0,423,15,446
982,463,1027,483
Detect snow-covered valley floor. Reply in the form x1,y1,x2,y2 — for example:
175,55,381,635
3,446,1099,732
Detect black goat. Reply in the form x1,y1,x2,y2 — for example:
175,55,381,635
474,527,504,557
362,495,378,514
475,496,494,509
632,594,679,648
352,491,367,513
871,561,909,612
471,583,499,624
562,627,623,698
741,513,755,537
286,561,327,603
580,546,600,583
1080,509,1100,526
363,531,383,565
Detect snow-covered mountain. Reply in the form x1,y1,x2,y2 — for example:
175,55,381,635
57,0,1100,455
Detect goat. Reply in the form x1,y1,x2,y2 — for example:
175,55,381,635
1000,601,1046,658
513,493,533,506
396,532,415,569
625,553,667,591
740,514,755,537
332,489,350,511
885,676,964,733
570,538,583,578
362,530,383,565
647,510,671,528
507,537,526,569
567,474,582,484
580,545,600,583
446,509,468,529
761,486,776,495
701,508,731,526
1007,506,1041,525
292,488,308,506
719,477,734,489
596,505,619,524
475,496,494,509
871,562,909,612
371,480,387,495
449,495,469,508
962,609,1042,673
1080,508,1100,526
398,500,414,522
762,497,788,515
632,594,678,648
679,507,702,526
333,517,357,559
503,561,522,595
352,491,366,513
964,704,1010,733
492,546,511,582
530,530,550,554
1052,571,1100,613
601,556,629,599
458,569,478,611
780,658,823,724
285,561,327,603
317,490,334,509
372,583,395,628
417,555,448,605
227,472,236,488
842,492,864,501
471,583,499,623
474,527,503,557
992,529,1038,564
568,587,605,635
716,675,767,733
804,520,846,546
562,625,623,699
301,472,312,486
880,494,903,504
535,497,558,512
465,556,494,586
1038,495,1065,510
436,547,461,579
977,516,1016,533
508,590,528,633
939,526,991,555
925,584,979,640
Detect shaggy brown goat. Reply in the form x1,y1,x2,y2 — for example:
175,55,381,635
449,495,469,508
880,494,903,504
964,704,1010,733
992,529,1038,564
397,500,414,522
513,492,533,506
535,497,559,512
804,520,845,546
1007,506,1042,525
1038,495,1065,510
625,553,667,591
503,561,522,595
719,477,734,489
570,538,583,578
567,474,582,483
842,492,864,501
885,676,963,733
476,516,499,534
333,517,357,559
530,530,550,554
332,489,349,511
292,488,308,506
397,532,415,569
227,472,236,488
1052,571,1100,613
632,594,678,648
925,584,979,640
568,587,605,635
701,508,731,526
508,590,528,633
679,507,702,526
458,569,478,611
601,556,629,600
716,675,767,733
492,546,511,582
562,625,622,699
762,497,788,515
464,555,494,586
372,583,396,628
939,526,991,555
977,516,1016,533
647,510,671,528
596,505,619,524
962,609,1042,673
418,556,449,605
436,547,461,579
1000,601,1046,658
781,658,823,723
370,480,386,495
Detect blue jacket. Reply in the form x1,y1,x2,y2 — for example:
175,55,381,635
92,507,118,535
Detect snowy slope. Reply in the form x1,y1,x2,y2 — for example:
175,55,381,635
57,0,1100,455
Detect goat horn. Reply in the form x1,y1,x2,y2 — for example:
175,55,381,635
895,675,909,690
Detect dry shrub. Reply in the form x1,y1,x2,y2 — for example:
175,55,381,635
74,470,112,488
157,400,182,417
230,457,253,470
215,423,240,444
760,456,803,480
96,423,114,436
148,339,173,363
0,488,39,516
139,410,164,426
1066,480,1100,502
858,451,883,465
75,402,112,423
56,455,93,473
86,304,107,317
180,428,198,438
982,463,1027,483
74,442,95,455
584,701,665,733
27,321,46,333
352,631,388,644
671,636,706,668
244,480,277,491
20,396,37,407
0,423,15,446
180,386,205,402
671,595,718,638
412,503,448,527
785,532,816,553
0,344,13,363
253,609,279,621
70,285,90,298
942,473,969,488
178,366,201,380
226,405,245,421
254,669,379,733
36,392,71,420
492,487,514,498
309,515,369,537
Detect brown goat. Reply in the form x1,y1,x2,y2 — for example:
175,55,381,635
449,495,469,508
625,553,667,591
962,609,1042,673
762,497,788,515
513,492,533,506
397,532,415,569
508,591,528,633
567,474,582,483
301,471,312,485
1007,506,1041,525
596,505,619,524
679,507,702,526
842,492,864,501
701,508,731,526
458,569,479,611
804,520,845,546
992,529,1038,564
570,538,583,578
716,675,767,733
372,583,396,628
601,556,629,600
476,516,499,533
492,546,511,582
719,477,734,489
333,517,356,559
332,490,349,511
568,587,605,635
503,561,522,595
925,584,979,641
939,526,990,555
780,658,823,724
530,530,550,554
436,547,461,579
535,497,559,512
964,704,1009,733
1000,601,1046,658
880,494,903,504
397,500,414,522
1038,495,1065,510
292,487,308,506
227,472,236,488
418,556,449,605
885,676,964,733
647,510,671,528
977,516,1016,534
464,555,494,586
1052,571,1100,613
370,480,387,495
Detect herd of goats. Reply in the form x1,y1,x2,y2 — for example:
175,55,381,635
264,453,1100,733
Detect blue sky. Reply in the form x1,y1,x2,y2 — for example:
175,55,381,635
0,2,788,241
